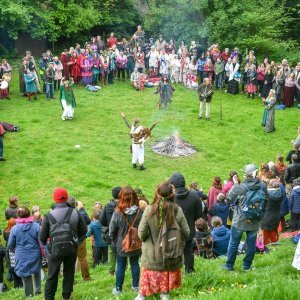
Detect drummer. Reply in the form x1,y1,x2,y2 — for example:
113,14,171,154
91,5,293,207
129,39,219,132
0,75,10,99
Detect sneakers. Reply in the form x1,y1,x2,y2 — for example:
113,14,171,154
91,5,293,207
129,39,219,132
139,165,146,171
222,265,234,271
62,116,66,121
112,288,122,295
244,267,256,272
160,294,169,300
0,157,6,161
131,286,139,292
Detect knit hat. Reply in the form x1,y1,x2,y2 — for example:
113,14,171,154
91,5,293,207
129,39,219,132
53,188,68,203
112,186,121,199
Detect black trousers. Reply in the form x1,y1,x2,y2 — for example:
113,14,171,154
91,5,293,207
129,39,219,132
93,246,108,266
291,213,300,230
108,71,114,84
117,68,125,80
44,253,77,300
184,239,195,273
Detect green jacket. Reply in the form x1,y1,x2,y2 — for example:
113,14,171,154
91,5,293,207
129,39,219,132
138,205,190,271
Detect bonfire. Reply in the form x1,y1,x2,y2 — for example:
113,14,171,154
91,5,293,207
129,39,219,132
152,131,197,157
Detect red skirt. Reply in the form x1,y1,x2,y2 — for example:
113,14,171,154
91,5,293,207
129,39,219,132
247,83,257,93
262,230,279,245
0,88,9,99
139,267,182,296
283,86,295,107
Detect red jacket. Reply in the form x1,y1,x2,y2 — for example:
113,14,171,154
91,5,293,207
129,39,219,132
221,52,230,63
107,37,118,48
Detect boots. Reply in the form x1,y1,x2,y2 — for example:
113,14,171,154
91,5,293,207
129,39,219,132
247,93,250,98
139,165,146,171
132,164,137,169
251,93,254,99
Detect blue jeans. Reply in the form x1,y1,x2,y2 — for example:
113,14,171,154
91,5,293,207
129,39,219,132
215,73,224,89
46,83,54,99
115,255,140,291
226,226,258,270
0,136,3,158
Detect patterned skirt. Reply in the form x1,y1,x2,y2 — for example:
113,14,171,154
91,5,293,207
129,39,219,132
139,267,182,296
247,82,257,93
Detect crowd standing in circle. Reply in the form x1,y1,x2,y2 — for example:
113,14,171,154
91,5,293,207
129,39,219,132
0,25,300,298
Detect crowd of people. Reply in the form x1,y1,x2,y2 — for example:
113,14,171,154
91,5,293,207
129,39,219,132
0,25,300,298
0,126,299,298
0,25,300,108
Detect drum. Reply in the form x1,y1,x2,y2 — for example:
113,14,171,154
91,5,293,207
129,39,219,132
0,80,8,90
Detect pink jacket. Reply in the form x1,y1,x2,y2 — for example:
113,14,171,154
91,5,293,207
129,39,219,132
116,55,128,69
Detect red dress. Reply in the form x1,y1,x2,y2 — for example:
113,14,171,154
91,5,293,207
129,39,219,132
60,54,70,79
69,56,81,83
139,268,182,297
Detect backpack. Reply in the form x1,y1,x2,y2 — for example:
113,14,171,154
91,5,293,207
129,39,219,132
122,210,142,253
47,208,78,257
240,183,267,222
151,219,184,268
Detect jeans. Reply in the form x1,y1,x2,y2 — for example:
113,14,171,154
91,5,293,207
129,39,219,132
46,83,54,99
92,74,98,85
184,239,195,273
109,244,117,273
21,270,41,298
115,255,140,291
215,73,224,89
226,226,258,270
108,71,114,83
77,239,90,280
291,213,300,230
44,252,77,300
93,246,108,266
0,136,3,158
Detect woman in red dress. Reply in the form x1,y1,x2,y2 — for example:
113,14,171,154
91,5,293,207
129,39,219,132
60,51,70,79
69,52,81,84
136,182,189,300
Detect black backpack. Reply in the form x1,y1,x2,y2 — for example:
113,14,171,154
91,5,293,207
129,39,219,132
47,208,78,257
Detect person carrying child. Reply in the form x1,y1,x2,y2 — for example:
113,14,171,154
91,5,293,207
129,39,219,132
194,218,213,259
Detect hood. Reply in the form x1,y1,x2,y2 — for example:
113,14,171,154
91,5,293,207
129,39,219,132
293,186,300,194
268,188,282,198
92,220,102,229
212,225,229,237
125,205,138,215
244,178,262,190
15,217,34,231
169,172,186,188
216,202,228,212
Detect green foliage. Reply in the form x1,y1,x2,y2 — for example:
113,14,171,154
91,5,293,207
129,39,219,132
0,0,140,42
144,0,299,57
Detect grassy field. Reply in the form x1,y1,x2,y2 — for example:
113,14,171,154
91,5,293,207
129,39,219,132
0,75,299,299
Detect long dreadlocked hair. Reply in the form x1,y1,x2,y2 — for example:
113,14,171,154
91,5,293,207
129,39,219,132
149,182,178,227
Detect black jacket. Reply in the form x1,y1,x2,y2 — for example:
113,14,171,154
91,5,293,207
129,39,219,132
101,199,118,227
5,206,18,220
284,162,300,184
39,203,87,246
78,208,91,225
169,172,203,240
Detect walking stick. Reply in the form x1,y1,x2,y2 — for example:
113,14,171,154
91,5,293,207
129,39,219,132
220,97,223,123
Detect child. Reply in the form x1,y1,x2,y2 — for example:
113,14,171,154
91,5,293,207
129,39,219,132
189,182,208,218
194,218,213,259
211,216,230,257
24,68,37,101
86,211,108,267
208,193,229,227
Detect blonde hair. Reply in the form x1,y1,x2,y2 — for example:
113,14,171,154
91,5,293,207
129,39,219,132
211,216,222,227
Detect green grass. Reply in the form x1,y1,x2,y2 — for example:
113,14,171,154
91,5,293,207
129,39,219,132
0,75,299,299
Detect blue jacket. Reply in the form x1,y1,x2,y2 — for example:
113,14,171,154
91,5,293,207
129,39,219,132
211,225,230,256
289,186,300,214
86,220,107,248
7,219,42,277
197,58,205,72
215,202,229,226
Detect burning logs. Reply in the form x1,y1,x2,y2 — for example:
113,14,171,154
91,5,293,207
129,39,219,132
151,132,197,157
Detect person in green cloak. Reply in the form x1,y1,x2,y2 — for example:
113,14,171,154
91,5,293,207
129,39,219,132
59,77,76,120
